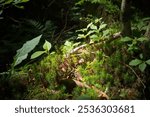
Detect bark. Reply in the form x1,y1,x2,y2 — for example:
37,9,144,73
120,0,132,37
145,22,150,39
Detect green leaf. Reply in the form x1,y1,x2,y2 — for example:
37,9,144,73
129,59,142,66
139,62,146,72
139,54,143,59
21,0,29,2
102,29,110,37
146,59,150,65
87,22,93,29
3,0,13,5
120,37,132,42
16,35,41,58
90,24,97,30
0,0,6,4
31,51,45,59
94,18,99,23
77,34,86,39
86,30,95,36
99,24,107,31
73,42,80,47
64,40,72,46
63,41,73,54
43,40,51,51
142,17,150,21
76,28,87,33
14,35,42,66
137,37,148,42
14,54,28,66
90,35,99,39
13,0,29,4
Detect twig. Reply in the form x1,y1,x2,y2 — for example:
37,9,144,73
73,79,109,99
67,32,122,56
48,0,56,7
8,16,20,23
120,62,146,88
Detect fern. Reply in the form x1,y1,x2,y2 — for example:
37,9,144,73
23,19,56,39
23,19,45,31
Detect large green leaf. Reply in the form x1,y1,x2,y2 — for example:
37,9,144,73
129,59,142,66
14,54,28,66
14,35,42,66
139,62,146,72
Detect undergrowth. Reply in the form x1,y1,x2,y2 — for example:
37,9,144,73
0,17,149,100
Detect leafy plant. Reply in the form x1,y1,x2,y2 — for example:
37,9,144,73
77,18,110,42
120,36,148,53
129,54,150,72
132,17,150,37
0,0,29,17
62,40,80,55
13,35,42,67
31,40,52,59
120,36,150,72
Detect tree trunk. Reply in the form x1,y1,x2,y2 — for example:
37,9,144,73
121,0,132,37
145,22,150,39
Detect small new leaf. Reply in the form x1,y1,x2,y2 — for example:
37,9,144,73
129,59,142,66
43,40,51,51
139,62,146,72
